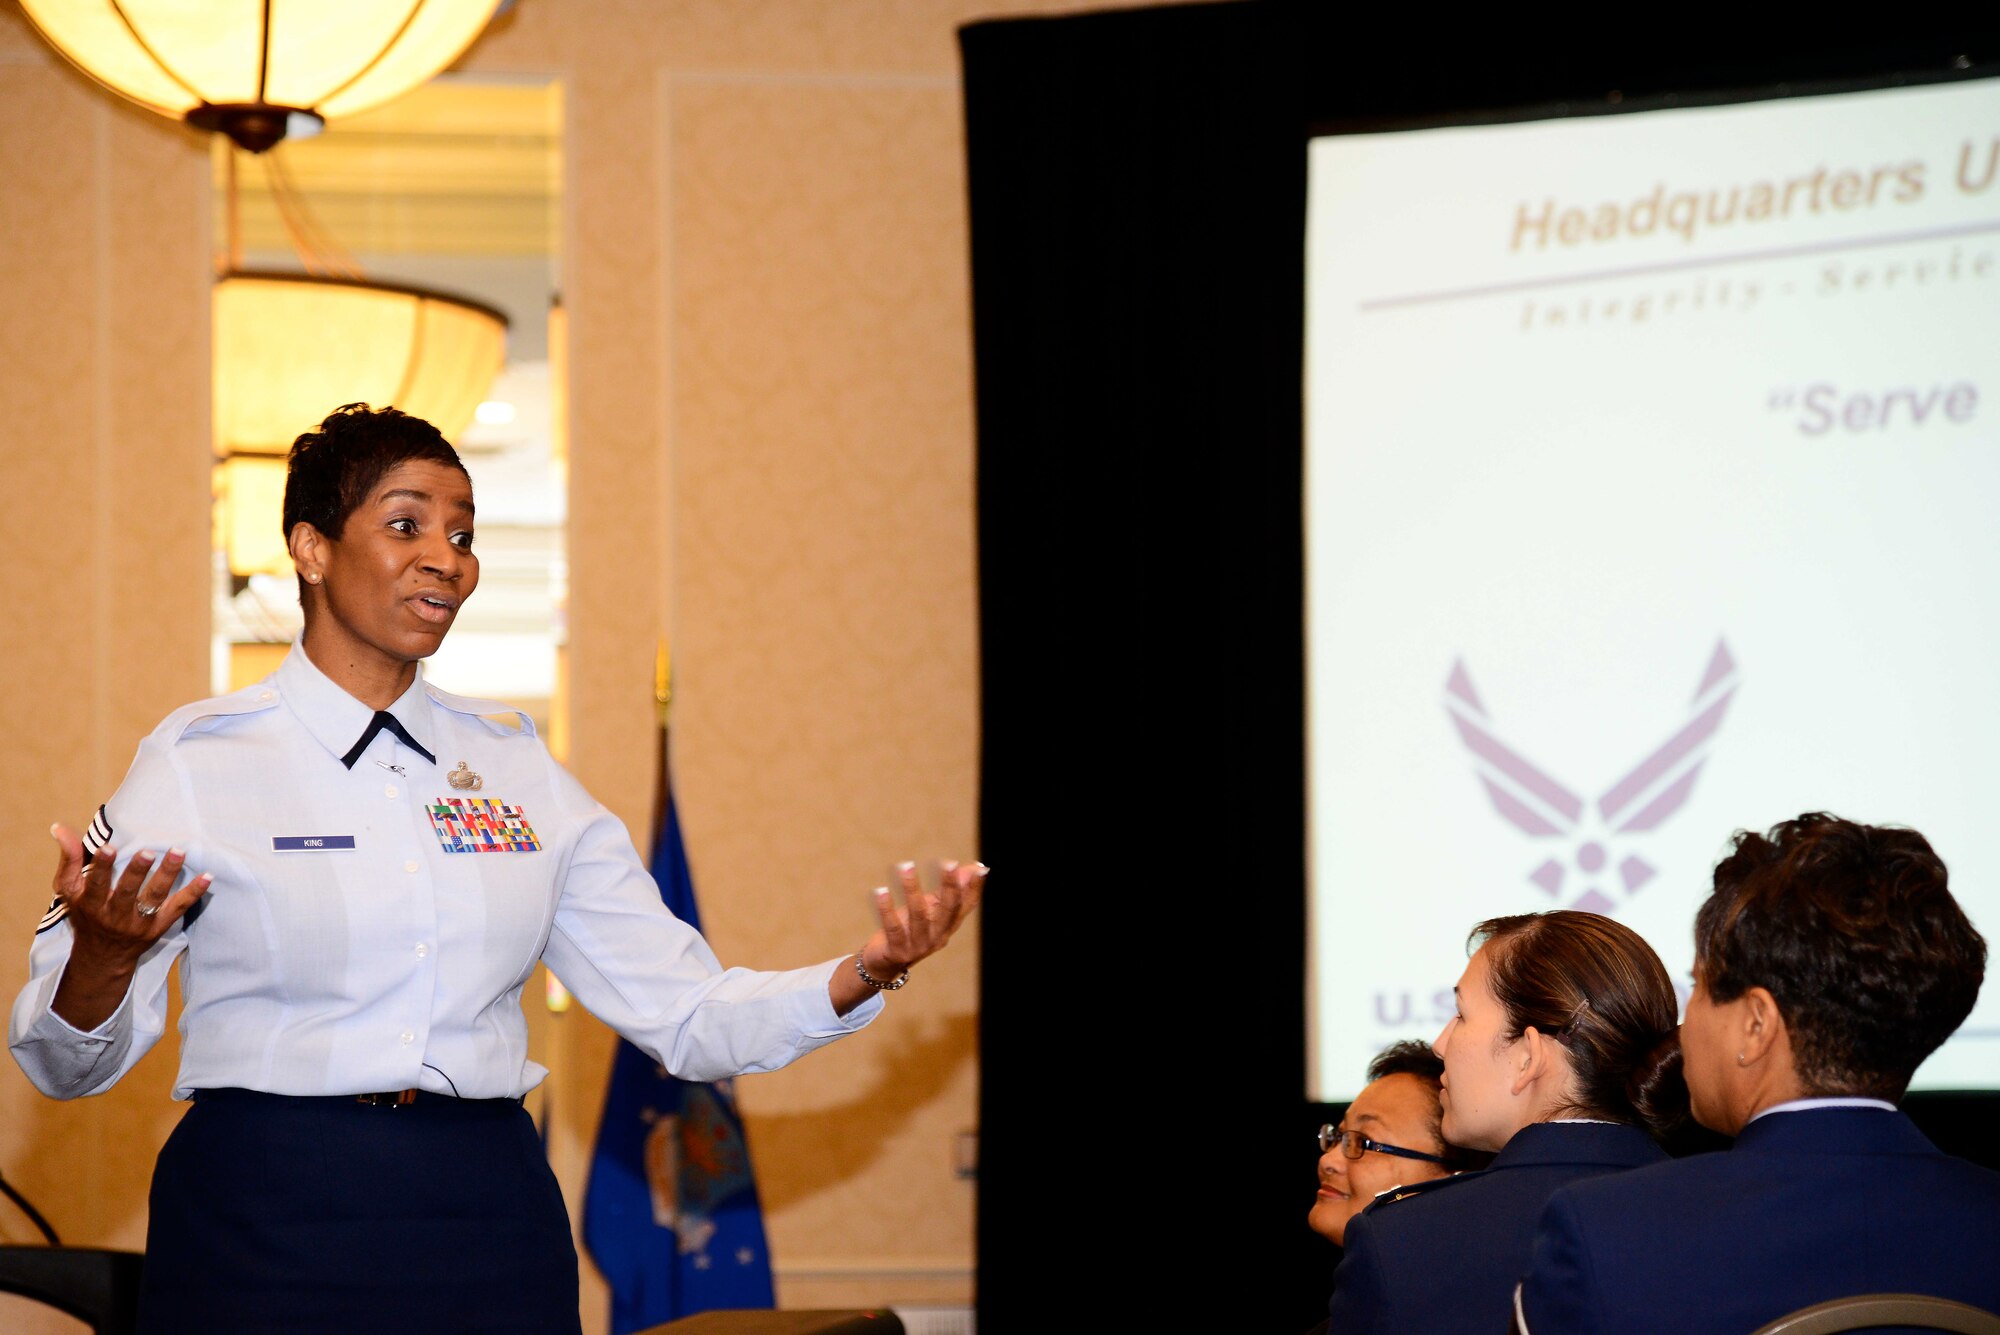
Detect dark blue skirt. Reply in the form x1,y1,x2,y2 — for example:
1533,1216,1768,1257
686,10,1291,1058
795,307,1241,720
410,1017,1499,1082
139,1089,580,1334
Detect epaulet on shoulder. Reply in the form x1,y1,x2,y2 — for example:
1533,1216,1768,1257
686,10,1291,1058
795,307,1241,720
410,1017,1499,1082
159,682,282,743
426,684,537,738
1360,1171,1468,1216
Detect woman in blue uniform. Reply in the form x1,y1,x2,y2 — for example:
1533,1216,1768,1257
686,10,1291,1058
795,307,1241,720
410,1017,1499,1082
9,404,986,1333
1325,910,1683,1335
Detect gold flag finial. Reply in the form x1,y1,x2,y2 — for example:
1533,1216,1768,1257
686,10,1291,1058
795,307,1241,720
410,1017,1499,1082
655,638,673,725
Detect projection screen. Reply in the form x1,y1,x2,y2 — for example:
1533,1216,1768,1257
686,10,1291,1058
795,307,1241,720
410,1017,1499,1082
1307,76,2000,1100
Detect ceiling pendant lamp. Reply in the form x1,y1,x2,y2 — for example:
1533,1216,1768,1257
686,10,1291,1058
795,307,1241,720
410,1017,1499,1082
213,271,508,574
214,271,507,455
16,5,516,574
17,0,502,152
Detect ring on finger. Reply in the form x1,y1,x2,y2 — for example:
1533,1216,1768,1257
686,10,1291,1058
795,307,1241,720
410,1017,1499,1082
136,902,160,918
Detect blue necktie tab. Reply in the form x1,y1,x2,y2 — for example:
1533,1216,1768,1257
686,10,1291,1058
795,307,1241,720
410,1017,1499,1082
339,711,436,770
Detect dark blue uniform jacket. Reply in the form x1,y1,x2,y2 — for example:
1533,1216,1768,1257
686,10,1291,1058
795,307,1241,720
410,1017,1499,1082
1327,1120,1665,1334
1516,1107,2000,1335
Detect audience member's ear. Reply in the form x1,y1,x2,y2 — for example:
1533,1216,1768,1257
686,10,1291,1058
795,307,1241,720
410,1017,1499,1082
1510,1026,1560,1097
1737,987,1785,1068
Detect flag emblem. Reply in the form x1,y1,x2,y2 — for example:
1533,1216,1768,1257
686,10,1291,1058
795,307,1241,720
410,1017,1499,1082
641,1081,760,1254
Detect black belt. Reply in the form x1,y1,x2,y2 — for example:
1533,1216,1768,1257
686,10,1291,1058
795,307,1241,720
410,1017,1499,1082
192,1087,521,1111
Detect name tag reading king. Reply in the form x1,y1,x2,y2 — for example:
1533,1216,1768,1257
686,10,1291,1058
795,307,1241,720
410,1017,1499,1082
272,835,357,852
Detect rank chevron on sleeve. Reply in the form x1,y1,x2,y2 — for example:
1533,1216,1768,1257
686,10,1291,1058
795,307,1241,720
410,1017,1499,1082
37,804,113,934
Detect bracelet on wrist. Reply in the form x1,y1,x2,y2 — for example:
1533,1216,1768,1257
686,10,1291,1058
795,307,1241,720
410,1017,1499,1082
854,952,910,992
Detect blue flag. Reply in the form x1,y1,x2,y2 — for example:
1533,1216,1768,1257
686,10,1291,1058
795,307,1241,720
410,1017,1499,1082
582,740,776,1332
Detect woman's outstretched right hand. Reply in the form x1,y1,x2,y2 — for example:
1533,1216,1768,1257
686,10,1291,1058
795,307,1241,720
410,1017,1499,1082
47,823,210,1031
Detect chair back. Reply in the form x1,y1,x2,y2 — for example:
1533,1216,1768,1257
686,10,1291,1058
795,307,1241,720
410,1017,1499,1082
1751,1294,2000,1335
0,1247,144,1335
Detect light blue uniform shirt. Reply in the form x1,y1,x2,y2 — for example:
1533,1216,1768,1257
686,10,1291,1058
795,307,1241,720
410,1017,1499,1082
10,643,877,1100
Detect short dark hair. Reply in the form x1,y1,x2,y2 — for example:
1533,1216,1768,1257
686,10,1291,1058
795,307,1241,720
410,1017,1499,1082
1472,911,1688,1137
1364,1039,1486,1171
1367,1038,1443,1084
282,402,467,546
1696,813,1987,1101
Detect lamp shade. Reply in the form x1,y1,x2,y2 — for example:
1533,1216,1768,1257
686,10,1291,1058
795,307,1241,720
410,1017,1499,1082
214,453,291,577
213,271,506,574
214,270,507,456
18,0,501,151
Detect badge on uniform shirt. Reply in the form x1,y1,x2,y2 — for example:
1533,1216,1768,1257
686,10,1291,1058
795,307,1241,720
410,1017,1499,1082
427,797,541,853
272,835,359,852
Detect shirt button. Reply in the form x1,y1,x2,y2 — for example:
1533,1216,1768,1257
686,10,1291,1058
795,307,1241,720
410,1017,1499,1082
404,860,420,874
414,943,429,959
400,1030,415,1046
385,784,399,798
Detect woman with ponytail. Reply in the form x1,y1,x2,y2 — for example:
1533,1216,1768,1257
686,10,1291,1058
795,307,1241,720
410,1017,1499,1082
1325,910,1685,1335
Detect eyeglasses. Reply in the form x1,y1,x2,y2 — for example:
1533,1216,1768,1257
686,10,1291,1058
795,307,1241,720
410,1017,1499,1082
1317,1124,1451,1166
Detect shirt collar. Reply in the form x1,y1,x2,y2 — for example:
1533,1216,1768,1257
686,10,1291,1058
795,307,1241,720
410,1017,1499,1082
274,639,437,769
1748,1096,1898,1123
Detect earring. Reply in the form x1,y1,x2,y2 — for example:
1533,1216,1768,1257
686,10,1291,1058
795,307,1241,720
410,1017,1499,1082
307,573,321,584
1736,1052,1746,1065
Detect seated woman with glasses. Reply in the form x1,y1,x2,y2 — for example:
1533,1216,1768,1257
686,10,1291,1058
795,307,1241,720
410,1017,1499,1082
1325,911,1686,1335
1309,1039,1480,1248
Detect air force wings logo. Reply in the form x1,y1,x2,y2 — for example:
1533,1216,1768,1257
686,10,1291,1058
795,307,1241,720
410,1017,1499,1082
1444,640,1738,914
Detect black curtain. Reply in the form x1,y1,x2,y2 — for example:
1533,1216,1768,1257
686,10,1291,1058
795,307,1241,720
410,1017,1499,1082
964,3,1313,1327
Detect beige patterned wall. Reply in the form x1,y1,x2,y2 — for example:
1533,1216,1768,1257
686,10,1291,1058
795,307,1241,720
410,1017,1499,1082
0,0,1119,1325
660,70,981,1305
0,0,211,1279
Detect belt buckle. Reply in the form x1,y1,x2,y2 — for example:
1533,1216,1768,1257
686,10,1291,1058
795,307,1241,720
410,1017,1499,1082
356,1089,419,1107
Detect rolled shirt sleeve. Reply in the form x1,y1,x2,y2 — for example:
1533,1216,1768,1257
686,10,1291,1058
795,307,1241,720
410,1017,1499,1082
11,953,147,1097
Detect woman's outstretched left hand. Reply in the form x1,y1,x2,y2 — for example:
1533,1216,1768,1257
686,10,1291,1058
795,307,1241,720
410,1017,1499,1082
832,860,986,1013
865,859,986,974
